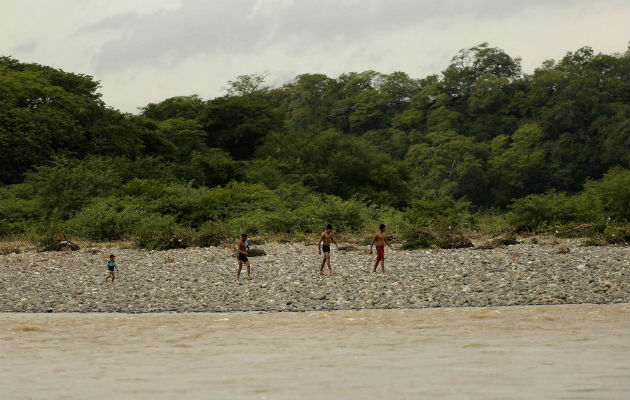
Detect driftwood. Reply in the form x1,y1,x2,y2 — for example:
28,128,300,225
58,240,80,251
385,234,398,243
337,245,359,251
569,223,592,232
247,248,266,257
447,234,473,249
169,235,187,249
475,235,519,250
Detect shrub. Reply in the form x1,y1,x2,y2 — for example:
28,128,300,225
27,220,66,251
400,195,474,249
582,166,630,222
195,221,232,247
131,214,181,250
65,197,152,241
23,157,122,219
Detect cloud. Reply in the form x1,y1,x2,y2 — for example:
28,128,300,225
85,0,599,73
1,0,627,112
12,41,37,54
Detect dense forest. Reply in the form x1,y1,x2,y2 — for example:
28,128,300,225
1,43,628,250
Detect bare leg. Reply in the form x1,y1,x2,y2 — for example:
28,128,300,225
326,253,334,274
237,260,242,280
320,257,326,275
381,259,386,274
111,274,116,283
246,261,252,280
373,259,379,272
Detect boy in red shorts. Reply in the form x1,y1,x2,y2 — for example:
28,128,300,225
369,224,393,274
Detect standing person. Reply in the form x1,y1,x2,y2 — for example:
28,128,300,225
369,224,393,274
318,224,339,275
105,254,119,285
237,233,252,281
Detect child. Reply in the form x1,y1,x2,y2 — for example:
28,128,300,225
318,224,339,275
237,233,252,281
105,254,119,284
369,224,393,274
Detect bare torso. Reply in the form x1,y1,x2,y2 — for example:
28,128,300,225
373,231,386,246
237,239,248,255
320,232,333,245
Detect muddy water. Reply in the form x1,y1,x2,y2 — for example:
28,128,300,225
1,304,628,399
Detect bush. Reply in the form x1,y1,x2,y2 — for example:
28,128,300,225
508,167,629,232
27,220,66,251
195,221,232,247
131,214,182,250
23,157,122,219
603,224,629,244
117,179,203,225
401,228,473,249
65,197,154,241
400,195,474,249
583,166,630,222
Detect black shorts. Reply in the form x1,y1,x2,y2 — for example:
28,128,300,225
238,253,248,262
322,245,331,253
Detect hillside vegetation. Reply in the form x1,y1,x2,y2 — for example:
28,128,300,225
0,43,628,250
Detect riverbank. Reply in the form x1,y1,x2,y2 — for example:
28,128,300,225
0,243,627,312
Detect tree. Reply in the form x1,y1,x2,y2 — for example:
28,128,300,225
224,72,269,96
198,93,285,159
141,95,205,121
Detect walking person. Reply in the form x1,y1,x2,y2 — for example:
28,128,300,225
318,224,339,275
236,233,252,280
369,224,393,274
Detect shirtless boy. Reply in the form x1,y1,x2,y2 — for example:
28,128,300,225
236,233,252,280
369,224,393,274
318,224,339,275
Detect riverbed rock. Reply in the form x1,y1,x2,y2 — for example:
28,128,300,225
0,243,627,313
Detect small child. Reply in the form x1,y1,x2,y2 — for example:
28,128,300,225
105,254,119,284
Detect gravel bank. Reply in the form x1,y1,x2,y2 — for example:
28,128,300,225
1,243,628,312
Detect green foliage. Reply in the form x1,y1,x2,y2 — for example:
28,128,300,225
399,195,475,249
257,129,410,206
507,166,629,232
131,214,182,250
140,95,204,121
1,46,629,247
64,197,154,241
195,221,232,247
582,166,630,222
21,157,122,220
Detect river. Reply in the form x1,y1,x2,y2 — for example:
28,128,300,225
1,304,628,399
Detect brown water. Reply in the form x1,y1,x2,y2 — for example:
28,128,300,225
1,305,628,399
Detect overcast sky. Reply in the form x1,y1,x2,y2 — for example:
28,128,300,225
2,0,628,113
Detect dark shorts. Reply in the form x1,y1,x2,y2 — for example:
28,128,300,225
376,246,385,261
238,253,249,262
322,245,331,253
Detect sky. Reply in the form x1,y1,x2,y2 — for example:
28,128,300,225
1,0,628,113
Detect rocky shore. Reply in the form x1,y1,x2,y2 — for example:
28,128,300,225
1,243,628,312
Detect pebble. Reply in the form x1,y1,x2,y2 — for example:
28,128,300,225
0,243,627,312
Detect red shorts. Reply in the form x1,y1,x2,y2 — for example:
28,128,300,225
376,246,385,261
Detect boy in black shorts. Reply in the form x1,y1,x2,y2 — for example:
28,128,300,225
237,233,252,280
318,224,338,275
